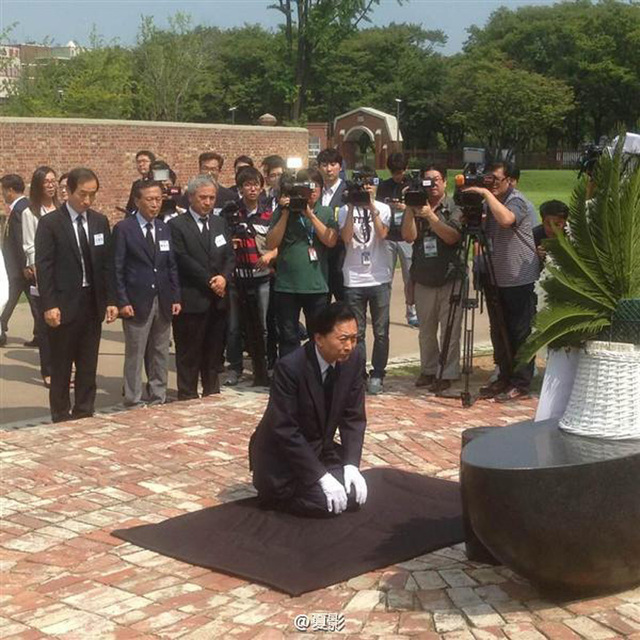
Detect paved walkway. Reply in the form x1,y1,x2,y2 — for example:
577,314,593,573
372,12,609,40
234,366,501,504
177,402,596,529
1,373,638,639
0,276,492,426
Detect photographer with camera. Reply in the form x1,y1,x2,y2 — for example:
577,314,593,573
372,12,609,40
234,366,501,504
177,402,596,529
125,150,155,213
266,168,338,357
225,166,275,386
147,160,185,222
376,153,418,327
461,162,539,402
260,155,286,212
339,167,392,395
401,165,463,393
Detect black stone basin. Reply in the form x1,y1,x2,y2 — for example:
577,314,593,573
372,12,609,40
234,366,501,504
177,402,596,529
461,419,640,595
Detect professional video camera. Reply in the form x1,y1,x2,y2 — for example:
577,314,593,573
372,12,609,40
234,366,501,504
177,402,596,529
453,148,490,228
577,141,606,178
152,168,180,197
219,200,253,238
403,169,436,207
342,171,379,207
279,172,315,215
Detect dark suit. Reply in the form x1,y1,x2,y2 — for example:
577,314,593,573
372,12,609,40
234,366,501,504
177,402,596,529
169,211,235,399
35,204,115,422
325,181,348,301
249,341,366,516
113,214,181,405
1,196,33,334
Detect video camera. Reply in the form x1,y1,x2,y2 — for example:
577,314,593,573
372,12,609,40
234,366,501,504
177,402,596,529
577,141,606,178
403,169,437,207
453,148,491,228
279,172,315,215
219,200,254,240
152,168,182,200
342,171,379,207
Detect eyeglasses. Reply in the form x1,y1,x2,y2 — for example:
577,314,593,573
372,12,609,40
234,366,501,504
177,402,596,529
43,180,57,186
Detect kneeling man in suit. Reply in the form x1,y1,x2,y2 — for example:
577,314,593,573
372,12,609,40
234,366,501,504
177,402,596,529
249,302,369,517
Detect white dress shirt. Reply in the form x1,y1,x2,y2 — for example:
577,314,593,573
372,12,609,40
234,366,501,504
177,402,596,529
315,344,336,383
321,178,343,208
67,203,90,287
136,212,156,241
189,207,209,232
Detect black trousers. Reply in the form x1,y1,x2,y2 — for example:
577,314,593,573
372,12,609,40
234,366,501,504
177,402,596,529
275,291,329,358
327,244,345,302
0,275,36,337
486,283,537,390
173,307,226,400
48,289,101,423
260,465,359,519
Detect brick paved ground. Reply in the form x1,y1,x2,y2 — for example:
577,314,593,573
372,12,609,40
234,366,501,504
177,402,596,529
1,373,639,639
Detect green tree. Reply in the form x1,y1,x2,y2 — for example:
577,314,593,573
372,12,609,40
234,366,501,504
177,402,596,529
463,0,640,144
268,0,404,121
439,54,574,160
2,45,134,119
305,23,446,147
133,13,207,121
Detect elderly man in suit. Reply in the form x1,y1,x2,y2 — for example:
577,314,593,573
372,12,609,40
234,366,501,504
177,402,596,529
113,180,182,407
249,302,368,517
169,174,235,400
35,167,118,423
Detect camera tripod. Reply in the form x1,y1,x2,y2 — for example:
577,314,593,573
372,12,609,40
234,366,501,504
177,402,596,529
231,226,270,387
435,223,512,407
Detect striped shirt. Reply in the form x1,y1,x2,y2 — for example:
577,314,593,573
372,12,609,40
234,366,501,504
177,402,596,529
483,188,540,288
234,201,272,280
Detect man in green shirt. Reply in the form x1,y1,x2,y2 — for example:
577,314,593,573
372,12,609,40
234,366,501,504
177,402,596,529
266,168,338,356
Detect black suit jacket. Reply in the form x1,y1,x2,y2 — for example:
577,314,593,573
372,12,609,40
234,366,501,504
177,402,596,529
4,196,30,278
169,212,235,314
326,180,347,212
249,341,366,501
112,214,181,321
35,205,116,323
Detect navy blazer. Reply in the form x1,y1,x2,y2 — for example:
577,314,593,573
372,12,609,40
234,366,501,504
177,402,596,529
169,211,235,314
112,214,181,322
249,341,366,501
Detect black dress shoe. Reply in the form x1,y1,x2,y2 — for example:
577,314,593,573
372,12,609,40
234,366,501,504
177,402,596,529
0,334,7,347
23,337,38,348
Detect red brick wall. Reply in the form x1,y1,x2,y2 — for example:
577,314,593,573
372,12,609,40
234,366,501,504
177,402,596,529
0,117,309,224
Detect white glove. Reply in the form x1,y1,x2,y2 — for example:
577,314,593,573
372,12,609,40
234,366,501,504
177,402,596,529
318,472,348,514
343,465,368,505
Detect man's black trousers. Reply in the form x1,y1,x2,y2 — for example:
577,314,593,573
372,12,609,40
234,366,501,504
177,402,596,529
172,307,226,400
48,289,101,423
486,282,537,390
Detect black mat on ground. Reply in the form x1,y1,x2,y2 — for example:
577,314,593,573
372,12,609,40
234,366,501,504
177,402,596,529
112,468,464,595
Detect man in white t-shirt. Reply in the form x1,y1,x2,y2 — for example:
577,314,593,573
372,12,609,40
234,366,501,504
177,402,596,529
338,167,392,395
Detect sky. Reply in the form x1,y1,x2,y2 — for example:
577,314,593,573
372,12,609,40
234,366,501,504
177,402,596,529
1,0,560,54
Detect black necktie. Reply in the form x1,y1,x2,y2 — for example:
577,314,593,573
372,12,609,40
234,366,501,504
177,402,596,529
145,222,155,255
201,217,209,239
75,215,93,286
324,365,336,416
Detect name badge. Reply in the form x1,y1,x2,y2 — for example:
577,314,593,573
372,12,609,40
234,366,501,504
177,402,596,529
423,236,438,258
393,211,404,227
93,233,104,246
214,234,227,247
308,247,318,262
361,251,371,266
159,240,170,252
